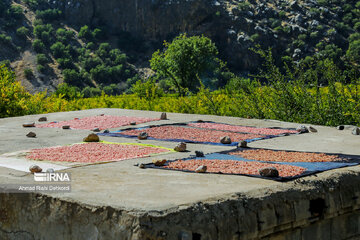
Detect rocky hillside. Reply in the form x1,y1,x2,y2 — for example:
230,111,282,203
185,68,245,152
0,0,359,93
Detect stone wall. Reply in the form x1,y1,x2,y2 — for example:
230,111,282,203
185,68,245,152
1,170,360,240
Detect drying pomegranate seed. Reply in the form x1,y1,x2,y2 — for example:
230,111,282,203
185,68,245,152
229,149,342,162
26,143,169,163
189,122,298,135
36,115,159,130
163,159,306,177
119,126,264,143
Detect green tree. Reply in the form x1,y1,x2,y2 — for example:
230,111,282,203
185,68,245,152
150,34,221,95
36,54,49,65
0,65,30,117
24,68,33,79
346,40,360,63
78,25,92,40
32,39,45,53
54,83,82,100
16,26,29,39
50,41,67,58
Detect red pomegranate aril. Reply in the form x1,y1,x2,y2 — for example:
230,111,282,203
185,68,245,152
163,159,306,177
120,126,264,143
36,115,159,130
189,122,298,135
26,143,169,163
229,149,341,162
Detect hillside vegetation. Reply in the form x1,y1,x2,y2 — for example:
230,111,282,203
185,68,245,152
0,0,359,126
0,0,359,93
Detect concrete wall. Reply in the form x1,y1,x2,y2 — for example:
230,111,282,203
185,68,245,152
1,170,360,240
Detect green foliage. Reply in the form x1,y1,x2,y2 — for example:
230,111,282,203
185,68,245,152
0,60,10,68
54,83,83,100
56,28,74,43
36,54,49,65
16,26,29,39
57,58,74,69
33,24,54,44
346,40,360,63
5,5,23,27
32,39,46,53
132,79,164,100
78,25,92,40
22,0,46,10
237,1,251,11
50,41,67,58
0,65,30,117
37,64,45,73
96,43,111,59
24,68,33,79
150,34,222,96
92,28,105,40
36,8,62,21
62,69,84,86
0,34,12,45
89,64,124,84
250,33,260,42
81,86,101,98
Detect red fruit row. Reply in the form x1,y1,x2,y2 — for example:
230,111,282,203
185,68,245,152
121,126,264,143
163,159,306,177
189,122,298,135
36,115,159,130
26,143,169,163
230,149,341,162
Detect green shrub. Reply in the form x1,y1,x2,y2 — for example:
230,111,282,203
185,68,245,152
250,33,260,42
37,64,45,73
32,39,45,53
50,41,67,58
57,58,73,69
237,2,251,11
24,68,33,79
0,65,31,117
36,54,49,65
56,28,74,42
346,40,360,63
36,8,62,21
54,83,83,100
78,25,92,40
16,27,29,39
62,69,83,86
0,34,12,45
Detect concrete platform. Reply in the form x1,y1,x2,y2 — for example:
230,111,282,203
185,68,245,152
0,109,360,240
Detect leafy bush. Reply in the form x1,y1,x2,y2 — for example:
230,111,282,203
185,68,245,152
56,28,74,43
346,40,360,63
0,34,12,45
16,26,29,39
132,79,164,100
62,69,83,86
36,54,49,65
32,39,46,53
24,68,33,79
33,24,53,44
78,25,92,40
50,41,67,58
57,58,74,69
54,83,83,100
37,64,45,73
36,8,62,21
0,65,31,117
